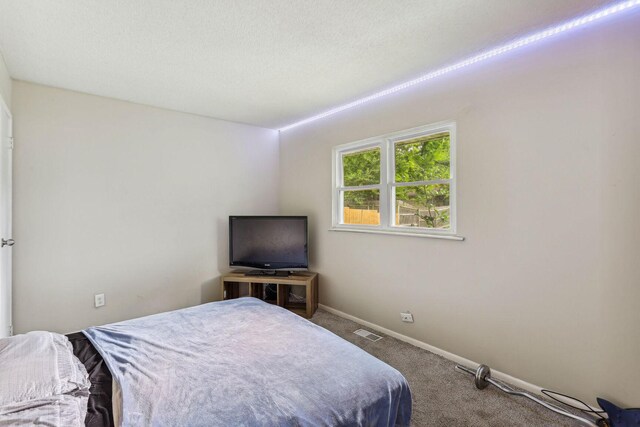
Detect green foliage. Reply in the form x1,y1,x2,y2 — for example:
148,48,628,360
342,148,380,186
394,133,451,226
341,134,451,228
395,133,450,182
396,185,450,228
342,148,381,206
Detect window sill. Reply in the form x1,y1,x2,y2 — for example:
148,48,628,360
329,226,465,241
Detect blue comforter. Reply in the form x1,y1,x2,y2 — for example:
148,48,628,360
83,298,411,426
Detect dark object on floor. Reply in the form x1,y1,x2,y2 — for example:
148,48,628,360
67,332,114,427
598,398,640,427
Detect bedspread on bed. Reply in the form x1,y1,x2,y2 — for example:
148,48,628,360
83,297,411,427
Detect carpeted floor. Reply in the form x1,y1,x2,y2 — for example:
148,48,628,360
310,309,587,427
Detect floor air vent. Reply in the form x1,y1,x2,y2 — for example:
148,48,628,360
354,329,383,342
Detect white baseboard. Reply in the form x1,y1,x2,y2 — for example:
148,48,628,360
318,303,600,411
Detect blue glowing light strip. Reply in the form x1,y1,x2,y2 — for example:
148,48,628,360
279,0,640,132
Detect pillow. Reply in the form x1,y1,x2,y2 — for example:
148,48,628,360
598,398,640,427
0,331,90,407
51,333,92,393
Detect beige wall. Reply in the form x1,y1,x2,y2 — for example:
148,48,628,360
12,81,279,334
279,14,640,406
0,52,11,109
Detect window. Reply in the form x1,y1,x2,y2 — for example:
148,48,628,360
332,121,460,239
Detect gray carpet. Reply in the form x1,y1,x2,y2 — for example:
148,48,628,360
310,309,589,427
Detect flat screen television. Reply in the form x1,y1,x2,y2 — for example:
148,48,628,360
229,216,308,270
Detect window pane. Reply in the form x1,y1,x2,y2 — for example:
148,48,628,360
395,184,450,229
395,133,450,182
342,148,380,186
342,189,380,225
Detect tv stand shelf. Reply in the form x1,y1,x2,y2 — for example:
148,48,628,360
221,272,318,318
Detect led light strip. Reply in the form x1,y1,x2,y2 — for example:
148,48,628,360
279,0,640,132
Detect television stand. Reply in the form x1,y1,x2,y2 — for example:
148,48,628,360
221,271,318,318
244,270,289,277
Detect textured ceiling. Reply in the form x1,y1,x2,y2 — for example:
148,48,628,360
0,0,610,129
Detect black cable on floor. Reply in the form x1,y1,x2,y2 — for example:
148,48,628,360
541,389,606,422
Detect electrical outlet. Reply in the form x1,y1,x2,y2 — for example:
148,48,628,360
401,311,414,323
94,293,105,308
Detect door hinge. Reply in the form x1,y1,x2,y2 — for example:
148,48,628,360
8,324,13,336
8,137,14,150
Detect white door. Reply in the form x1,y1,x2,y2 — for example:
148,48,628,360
0,99,12,338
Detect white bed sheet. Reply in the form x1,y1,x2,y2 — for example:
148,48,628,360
0,393,89,427
0,331,90,427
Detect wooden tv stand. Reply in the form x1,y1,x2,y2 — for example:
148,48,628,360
221,271,318,318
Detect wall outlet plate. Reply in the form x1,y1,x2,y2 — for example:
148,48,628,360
401,311,414,323
94,293,105,308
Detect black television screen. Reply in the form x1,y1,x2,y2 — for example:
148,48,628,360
229,216,308,270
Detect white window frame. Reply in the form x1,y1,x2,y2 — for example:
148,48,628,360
331,121,463,240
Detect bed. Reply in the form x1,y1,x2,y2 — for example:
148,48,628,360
71,297,411,426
